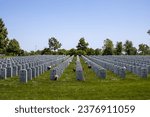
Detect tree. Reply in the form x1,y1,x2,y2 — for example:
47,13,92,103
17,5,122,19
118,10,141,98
131,47,137,55
102,38,114,55
86,48,95,55
0,18,9,54
6,39,20,55
29,51,36,55
123,40,138,55
57,49,67,55
124,40,133,55
41,48,52,55
115,42,123,55
48,37,62,51
18,49,25,56
76,37,89,51
76,49,86,55
95,48,101,55
68,48,77,56
35,50,41,55
138,44,149,55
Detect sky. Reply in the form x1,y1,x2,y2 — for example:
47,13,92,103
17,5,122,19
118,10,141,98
0,0,150,51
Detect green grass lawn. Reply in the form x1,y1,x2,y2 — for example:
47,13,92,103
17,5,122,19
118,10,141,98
0,57,150,100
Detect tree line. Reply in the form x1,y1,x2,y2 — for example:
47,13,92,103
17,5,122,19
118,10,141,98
0,18,150,56
44,37,150,55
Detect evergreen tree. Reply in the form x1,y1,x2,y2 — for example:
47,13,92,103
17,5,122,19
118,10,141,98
0,18,9,53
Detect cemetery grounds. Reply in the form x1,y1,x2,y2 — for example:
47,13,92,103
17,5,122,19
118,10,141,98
0,55,150,100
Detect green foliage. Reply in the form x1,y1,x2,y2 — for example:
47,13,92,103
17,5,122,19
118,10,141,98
86,48,95,55
76,49,86,55
131,47,137,55
138,44,149,55
6,39,20,55
41,48,52,55
57,49,67,55
102,38,114,55
124,40,133,55
76,37,89,51
114,42,123,55
68,48,77,56
48,37,62,51
95,48,101,55
18,49,26,56
124,40,137,55
0,18,9,54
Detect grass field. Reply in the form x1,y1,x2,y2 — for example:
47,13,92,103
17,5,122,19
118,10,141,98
0,57,150,100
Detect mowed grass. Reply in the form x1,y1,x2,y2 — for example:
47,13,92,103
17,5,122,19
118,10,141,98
0,56,150,100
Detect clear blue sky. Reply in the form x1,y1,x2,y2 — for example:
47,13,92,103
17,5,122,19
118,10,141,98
0,0,150,51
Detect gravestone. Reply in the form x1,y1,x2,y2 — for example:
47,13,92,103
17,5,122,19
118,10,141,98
119,67,126,78
133,66,137,74
20,69,27,83
12,66,18,76
113,65,118,74
31,67,36,78
39,66,42,75
147,65,150,73
25,63,29,69
17,64,22,75
27,68,32,80
50,69,57,80
140,68,148,78
76,59,84,81
136,66,141,76
41,65,44,73
22,64,26,69
76,69,84,81
0,68,7,79
98,68,106,79
35,66,39,77
6,67,12,77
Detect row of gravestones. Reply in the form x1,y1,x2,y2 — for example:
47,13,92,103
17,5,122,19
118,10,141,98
0,55,67,79
95,55,150,72
81,55,106,79
19,55,69,83
93,56,149,78
0,56,54,71
50,56,74,80
0,55,69,82
103,56,150,70
109,56,149,77
0,55,64,66
93,55,150,64
87,56,126,78
94,56,148,78
76,56,84,81
0,55,64,69
112,55,150,64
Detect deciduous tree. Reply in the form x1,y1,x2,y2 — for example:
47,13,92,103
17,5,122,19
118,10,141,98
76,37,89,51
6,39,20,55
48,37,62,51
102,38,114,55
